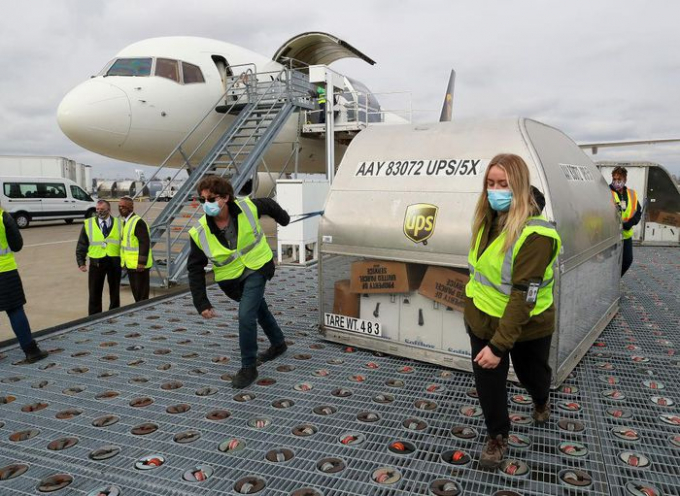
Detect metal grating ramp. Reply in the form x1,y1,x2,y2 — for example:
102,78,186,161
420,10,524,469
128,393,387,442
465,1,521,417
0,246,679,495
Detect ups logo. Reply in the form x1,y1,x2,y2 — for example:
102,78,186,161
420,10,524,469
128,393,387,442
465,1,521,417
404,204,438,244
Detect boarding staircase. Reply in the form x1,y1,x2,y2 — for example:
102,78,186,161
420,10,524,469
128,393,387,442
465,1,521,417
135,67,314,288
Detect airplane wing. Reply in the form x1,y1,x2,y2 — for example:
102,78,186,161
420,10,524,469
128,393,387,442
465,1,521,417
579,138,680,154
273,32,376,68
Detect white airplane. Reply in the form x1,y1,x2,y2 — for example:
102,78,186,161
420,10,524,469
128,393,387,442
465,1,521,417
58,32,398,174
58,32,679,178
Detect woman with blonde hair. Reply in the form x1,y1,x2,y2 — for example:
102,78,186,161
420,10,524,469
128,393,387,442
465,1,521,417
464,153,562,470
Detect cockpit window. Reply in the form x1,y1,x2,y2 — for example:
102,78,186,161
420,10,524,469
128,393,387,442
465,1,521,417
106,58,152,77
155,58,180,82
182,62,205,84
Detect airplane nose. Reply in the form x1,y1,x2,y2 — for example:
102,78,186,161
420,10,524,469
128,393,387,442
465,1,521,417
57,80,131,151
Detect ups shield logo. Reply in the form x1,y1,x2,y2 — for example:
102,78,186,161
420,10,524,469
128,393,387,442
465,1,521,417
404,204,438,244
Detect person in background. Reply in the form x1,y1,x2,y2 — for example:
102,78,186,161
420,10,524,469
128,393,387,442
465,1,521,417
118,196,152,302
464,153,562,470
0,204,48,363
187,176,290,389
316,84,327,124
76,199,122,315
610,166,641,276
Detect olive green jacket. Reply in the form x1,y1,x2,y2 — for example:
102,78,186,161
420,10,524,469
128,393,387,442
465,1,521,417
464,212,557,355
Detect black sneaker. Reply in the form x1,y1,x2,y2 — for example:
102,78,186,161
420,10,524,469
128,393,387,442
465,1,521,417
232,367,258,389
258,342,288,363
23,340,48,364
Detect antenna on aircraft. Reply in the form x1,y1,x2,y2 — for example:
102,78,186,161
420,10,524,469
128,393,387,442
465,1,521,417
439,70,456,122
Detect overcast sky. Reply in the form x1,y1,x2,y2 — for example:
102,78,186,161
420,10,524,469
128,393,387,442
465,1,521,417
1,0,679,180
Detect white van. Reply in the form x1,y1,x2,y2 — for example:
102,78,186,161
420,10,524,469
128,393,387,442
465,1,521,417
0,176,97,228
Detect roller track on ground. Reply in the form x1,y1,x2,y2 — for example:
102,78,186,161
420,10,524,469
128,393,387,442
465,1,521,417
0,246,678,495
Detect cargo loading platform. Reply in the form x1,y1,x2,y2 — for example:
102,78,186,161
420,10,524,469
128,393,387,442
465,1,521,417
0,246,678,495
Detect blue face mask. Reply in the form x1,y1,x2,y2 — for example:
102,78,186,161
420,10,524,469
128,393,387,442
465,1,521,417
203,201,222,217
487,190,513,212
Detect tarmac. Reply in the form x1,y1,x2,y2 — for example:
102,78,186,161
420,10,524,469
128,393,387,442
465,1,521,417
0,200,281,344
0,202,160,343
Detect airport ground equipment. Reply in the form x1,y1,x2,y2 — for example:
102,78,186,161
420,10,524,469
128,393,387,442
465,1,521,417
597,161,680,246
134,67,314,288
319,118,623,387
0,247,678,495
275,178,329,265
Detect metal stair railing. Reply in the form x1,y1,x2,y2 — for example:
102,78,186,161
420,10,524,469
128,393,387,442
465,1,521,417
133,66,312,287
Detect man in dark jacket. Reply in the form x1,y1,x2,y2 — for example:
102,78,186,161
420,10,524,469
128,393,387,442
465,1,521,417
0,206,48,363
187,176,290,388
76,199,122,315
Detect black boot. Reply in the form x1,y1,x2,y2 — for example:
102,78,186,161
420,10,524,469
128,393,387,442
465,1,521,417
232,367,258,389
23,340,48,364
258,342,288,363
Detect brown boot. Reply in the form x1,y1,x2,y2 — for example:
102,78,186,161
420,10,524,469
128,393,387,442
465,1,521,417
479,434,508,470
533,402,551,425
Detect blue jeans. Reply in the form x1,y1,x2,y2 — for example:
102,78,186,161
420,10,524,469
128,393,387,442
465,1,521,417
238,272,285,368
6,306,33,351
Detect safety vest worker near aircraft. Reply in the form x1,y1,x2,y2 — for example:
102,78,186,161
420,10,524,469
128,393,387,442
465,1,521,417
316,84,327,124
463,153,562,471
76,199,123,316
118,196,152,302
609,166,641,277
187,176,291,389
0,206,48,363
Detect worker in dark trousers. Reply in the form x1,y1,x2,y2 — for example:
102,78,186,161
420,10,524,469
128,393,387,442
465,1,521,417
187,176,290,389
118,196,152,301
76,199,122,315
0,205,48,363
464,153,562,470
609,166,641,276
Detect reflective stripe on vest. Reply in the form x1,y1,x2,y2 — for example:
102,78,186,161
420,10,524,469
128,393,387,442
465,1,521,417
317,86,326,104
466,216,562,318
189,198,272,282
121,214,152,269
611,189,638,239
0,209,18,273
85,217,121,259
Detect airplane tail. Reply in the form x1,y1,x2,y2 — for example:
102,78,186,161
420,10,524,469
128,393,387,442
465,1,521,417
439,70,456,122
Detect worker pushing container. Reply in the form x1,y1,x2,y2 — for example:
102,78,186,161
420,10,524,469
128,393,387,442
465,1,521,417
319,118,622,386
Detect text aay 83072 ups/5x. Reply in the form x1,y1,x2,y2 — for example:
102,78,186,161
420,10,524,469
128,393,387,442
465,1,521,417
355,159,487,178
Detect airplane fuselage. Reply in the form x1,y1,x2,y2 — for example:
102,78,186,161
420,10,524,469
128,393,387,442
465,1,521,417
58,37,335,172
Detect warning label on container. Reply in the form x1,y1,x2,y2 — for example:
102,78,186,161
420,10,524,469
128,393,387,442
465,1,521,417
355,159,488,178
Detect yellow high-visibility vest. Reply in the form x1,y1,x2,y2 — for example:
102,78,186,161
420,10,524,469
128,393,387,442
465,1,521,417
466,216,562,318
189,198,272,282
611,188,638,240
0,208,18,273
121,214,152,269
317,85,326,104
84,217,121,259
